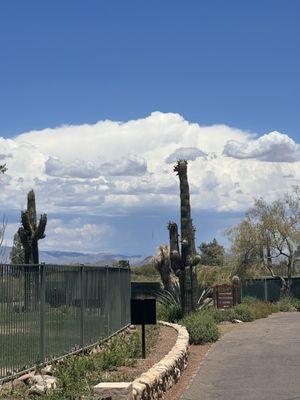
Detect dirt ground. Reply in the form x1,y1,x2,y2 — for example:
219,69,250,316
117,324,178,380
164,322,237,400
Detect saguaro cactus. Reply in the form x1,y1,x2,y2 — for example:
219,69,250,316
18,190,47,264
18,190,47,310
169,160,200,314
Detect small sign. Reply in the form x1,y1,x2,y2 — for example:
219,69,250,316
130,298,156,359
213,284,240,309
131,298,156,325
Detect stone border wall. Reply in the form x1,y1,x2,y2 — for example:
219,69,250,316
132,321,189,400
93,321,189,400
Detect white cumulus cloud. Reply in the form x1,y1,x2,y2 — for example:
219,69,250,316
1,112,300,251
100,154,147,176
223,131,300,162
45,156,101,178
165,147,207,163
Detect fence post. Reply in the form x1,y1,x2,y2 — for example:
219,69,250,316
39,263,45,364
118,267,122,327
264,278,268,302
106,267,110,336
80,265,85,350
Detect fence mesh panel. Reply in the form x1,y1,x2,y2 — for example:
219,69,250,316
241,279,265,301
44,265,82,361
0,264,131,381
241,277,300,302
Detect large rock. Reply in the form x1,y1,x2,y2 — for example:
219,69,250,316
28,383,46,395
93,382,133,399
41,365,53,375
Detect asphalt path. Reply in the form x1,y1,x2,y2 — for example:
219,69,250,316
181,312,300,400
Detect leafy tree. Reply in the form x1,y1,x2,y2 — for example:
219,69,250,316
198,238,225,266
227,188,300,295
10,232,25,264
118,259,130,268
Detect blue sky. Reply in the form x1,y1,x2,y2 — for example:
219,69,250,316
1,1,299,138
0,1,300,256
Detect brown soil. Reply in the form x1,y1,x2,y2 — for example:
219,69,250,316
164,322,237,400
116,325,178,381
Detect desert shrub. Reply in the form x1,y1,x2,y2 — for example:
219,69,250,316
250,301,274,319
232,303,255,322
242,296,260,305
156,281,183,322
291,298,300,311
277,296,299,312
270,302,280,313
157,302,182,323
208,307,235,323
181,311,219,344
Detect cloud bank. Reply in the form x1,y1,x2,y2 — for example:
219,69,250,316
223,131,300,162
1,112,299,251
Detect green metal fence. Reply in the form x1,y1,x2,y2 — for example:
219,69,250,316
0,263,131,381
241,277,300,302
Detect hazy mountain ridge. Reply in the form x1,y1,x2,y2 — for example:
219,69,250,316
0,246,146,266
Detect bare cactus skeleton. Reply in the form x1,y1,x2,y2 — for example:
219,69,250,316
153,245,173,292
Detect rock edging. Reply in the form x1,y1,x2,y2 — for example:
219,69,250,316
93,321,189,400
132,321,189,400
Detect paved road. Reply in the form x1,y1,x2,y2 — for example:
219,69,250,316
181,312,300,400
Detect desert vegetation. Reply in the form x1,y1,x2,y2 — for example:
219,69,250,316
0,325,159,400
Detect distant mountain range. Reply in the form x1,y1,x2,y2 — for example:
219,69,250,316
0,246,148,266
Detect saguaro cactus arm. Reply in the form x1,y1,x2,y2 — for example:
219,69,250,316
18,227,31,264
34,214,47,240
21,211,33,235
27,190,37,228
168,222,181,275
18,227,30,248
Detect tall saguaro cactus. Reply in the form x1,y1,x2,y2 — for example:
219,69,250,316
18,190,47,264
18,190,47,310
169,160,200,315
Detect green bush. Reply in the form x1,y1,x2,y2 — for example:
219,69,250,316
250,301,274,319
208,307,235,323
157,302,182,323
242,296,260,305
232,303,255,322
181,311,220,345
277,296,299,312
